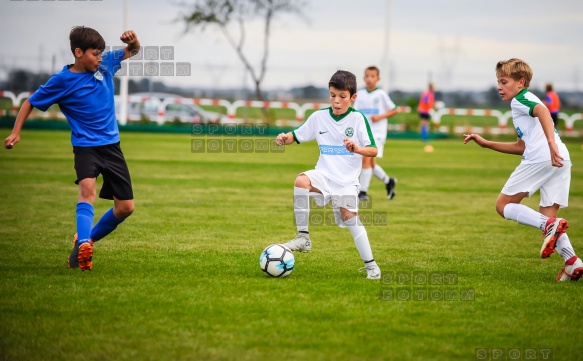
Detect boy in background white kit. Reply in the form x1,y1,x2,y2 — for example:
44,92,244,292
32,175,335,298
354,66,398,201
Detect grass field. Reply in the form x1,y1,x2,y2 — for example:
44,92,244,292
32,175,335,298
1,130,582,361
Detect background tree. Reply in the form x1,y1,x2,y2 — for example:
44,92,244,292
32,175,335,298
178,0,307,101
2,69,51,94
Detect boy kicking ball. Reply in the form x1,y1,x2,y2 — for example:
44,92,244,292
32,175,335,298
464,58,581,281
275,70,381,279
4,26,140,271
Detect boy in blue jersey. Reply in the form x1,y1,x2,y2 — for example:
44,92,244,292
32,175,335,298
4,26,141,271
464,58,581,281
275,70,382,279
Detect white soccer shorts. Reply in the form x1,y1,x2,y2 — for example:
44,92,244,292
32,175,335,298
501,160,571,208
301,169,359,226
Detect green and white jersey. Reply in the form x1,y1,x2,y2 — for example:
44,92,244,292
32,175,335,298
511,89,570,164
353,87,397,139
292,107,376,186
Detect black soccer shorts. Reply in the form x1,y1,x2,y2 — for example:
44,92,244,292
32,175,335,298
73,142,134,200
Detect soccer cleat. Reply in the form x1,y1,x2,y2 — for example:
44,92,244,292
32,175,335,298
385,177,397,200
283,233,312,253
359,262,381,279
68,240,80,269
78,242,93,271
68,233,94,270
556,256,583,282
540,218,568,259
358,191,369,202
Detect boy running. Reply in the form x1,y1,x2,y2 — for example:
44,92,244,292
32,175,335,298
4,26,140,271
275,70,381,279
464,58,581,281
353,66,398,202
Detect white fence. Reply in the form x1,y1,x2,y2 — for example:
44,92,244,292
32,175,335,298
432,107,582,134
1,91,582,135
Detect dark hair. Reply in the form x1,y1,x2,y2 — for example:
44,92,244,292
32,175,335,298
365,66,380,76
328,70,357,96
70,26,105,54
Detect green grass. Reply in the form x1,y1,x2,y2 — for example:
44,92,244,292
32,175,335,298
1,130,583,360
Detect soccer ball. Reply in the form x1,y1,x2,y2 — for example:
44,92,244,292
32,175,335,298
259,244,295,278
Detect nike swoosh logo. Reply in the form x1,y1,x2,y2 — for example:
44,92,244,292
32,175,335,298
319,131,328,134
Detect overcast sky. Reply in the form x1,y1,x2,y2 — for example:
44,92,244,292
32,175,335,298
1,0,582,93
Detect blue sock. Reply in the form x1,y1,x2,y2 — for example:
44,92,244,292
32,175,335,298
421,124,429,142
76,202,94,244
91,208,124,242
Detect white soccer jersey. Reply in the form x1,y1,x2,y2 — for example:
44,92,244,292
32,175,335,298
353,87,397,140
292,107,376,186
511,89,570,164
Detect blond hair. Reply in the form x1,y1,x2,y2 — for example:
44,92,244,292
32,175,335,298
495,58,533,87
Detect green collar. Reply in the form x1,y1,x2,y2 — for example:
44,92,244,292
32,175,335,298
328,107,354,122
515,88,528,98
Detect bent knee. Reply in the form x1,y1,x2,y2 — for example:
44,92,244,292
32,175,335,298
78,179,97,201
340,208,357,222
294,174,311,188
495,201,507,218
115,202,134,219
121,205,135,218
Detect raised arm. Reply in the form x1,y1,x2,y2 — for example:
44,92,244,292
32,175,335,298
120,30,140,60
4,99,33,149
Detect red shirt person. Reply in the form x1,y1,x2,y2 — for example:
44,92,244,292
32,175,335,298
543,83,561,129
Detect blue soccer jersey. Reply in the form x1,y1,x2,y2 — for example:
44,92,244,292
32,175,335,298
28,49,125,147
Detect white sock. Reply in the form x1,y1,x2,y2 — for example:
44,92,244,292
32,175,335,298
556,233,576,262
359,168,373,193
347,217,374,262
364,259,378,268
294,186,310,233
373,164,390,184
503,203,548,230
